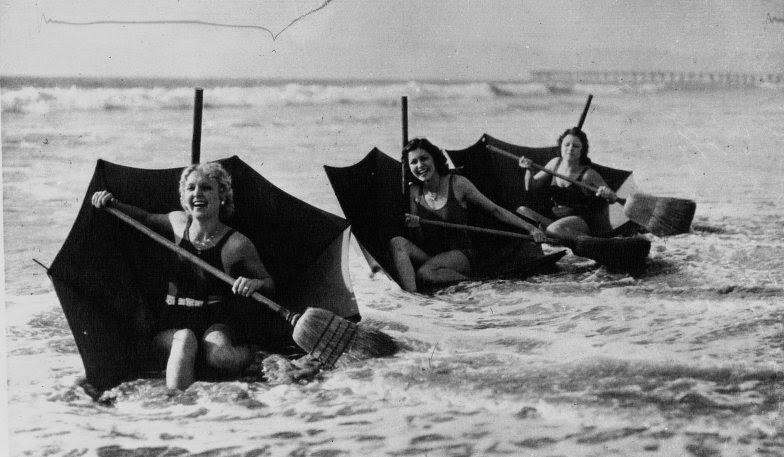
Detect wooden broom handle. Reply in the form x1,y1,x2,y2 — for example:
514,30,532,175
105,206,294,322
485,145,627,205
405,213,559,244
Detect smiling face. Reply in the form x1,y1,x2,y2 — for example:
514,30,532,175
560,134,583,164
408,148,438,182
180,171,222,220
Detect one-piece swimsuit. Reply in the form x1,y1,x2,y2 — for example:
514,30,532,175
161,218,235,337
412,174,477,265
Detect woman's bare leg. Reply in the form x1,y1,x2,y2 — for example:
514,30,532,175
416,250,472,288
154,328,198,390
545,216,591,243
389,236,431,292
203,324,253,374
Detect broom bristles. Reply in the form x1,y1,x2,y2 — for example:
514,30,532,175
646,197,696,236
573,236,651,272
624,193,696,237
291,307,397,368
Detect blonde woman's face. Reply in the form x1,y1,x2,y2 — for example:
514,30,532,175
181,172,221,219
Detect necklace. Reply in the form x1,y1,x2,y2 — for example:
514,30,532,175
191,224,225,250
423,177,444,207
424,189,442,203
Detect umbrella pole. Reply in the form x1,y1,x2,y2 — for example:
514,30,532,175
191,87,203,164
401,96,408,196
577,94,593,130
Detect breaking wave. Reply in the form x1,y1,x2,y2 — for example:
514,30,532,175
6,75,776,114
2,81,546,114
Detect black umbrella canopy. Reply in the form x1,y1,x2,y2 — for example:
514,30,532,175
324,148,405,280
324,134,635,286
49,156,357,390
453,135,632,217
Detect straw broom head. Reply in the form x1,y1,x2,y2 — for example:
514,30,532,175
291,308,398,368
624,193,696,237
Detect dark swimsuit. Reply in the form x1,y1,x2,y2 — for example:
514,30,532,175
545,158,610,235
411,175,477,266
160,219,235,337
146,219,295,374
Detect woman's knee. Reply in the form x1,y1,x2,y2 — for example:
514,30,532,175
170,329,198,360
415,264,434,283
389,236,411,253
203,325,249,372
547,217,589,238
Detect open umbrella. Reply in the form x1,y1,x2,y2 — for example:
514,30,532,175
48,156,359,390
324,134,640,287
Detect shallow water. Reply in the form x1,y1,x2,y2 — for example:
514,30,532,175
3,80,783,456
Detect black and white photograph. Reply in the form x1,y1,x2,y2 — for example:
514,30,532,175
2,1,783,455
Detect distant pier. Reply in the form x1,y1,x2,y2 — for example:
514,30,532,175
530,70,783,87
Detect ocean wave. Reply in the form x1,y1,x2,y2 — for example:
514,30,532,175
1,81,524,114
4,78,780,114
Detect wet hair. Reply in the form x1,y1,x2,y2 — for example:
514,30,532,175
179,162,235,220
557,128,591,165
401,137,450,182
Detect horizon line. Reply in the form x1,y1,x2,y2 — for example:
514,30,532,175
3,69,783,84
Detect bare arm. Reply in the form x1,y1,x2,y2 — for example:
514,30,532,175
453,175,546,241
91,190,173,235
519,157,555,192
226,233,275,297
582,169,618,203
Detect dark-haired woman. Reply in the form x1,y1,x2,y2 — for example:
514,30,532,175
516,127,617,242
389,138,546,292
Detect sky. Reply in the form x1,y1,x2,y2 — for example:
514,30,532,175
1,0,783,80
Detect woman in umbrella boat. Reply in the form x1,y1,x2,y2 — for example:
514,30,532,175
390,137,547,292
91,162,275,391
515,127,618,242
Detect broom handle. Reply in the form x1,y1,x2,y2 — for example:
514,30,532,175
405,213,560,245
105,206,296,323
486,145,627,205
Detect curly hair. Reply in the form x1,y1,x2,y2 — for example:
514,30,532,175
557,128,591,165
401,137,451,182
179,162,235,220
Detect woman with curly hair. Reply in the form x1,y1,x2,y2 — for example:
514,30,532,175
516,127,617,241
390,138,546,292
91,162,274,390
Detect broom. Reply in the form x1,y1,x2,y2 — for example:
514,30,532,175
105,206,397,368
485,144,696,236
407,214,650,272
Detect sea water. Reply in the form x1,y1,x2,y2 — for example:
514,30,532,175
3,77,783,456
